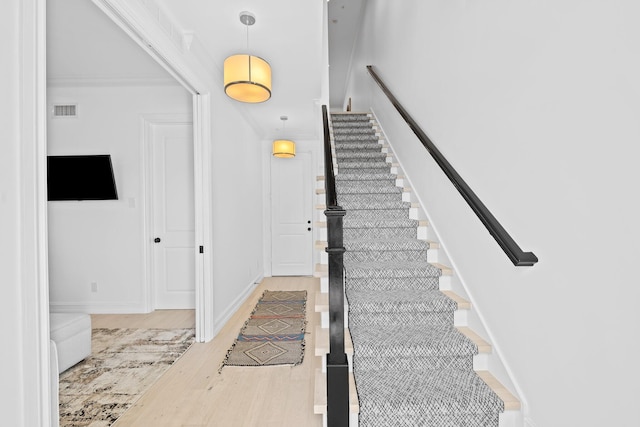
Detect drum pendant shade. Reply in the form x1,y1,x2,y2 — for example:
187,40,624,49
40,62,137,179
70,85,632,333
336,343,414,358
224,54,272,103
272,139,296,158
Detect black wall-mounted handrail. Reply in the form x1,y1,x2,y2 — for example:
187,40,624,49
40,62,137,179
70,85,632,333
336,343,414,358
367,65,538,266
322,105,349,426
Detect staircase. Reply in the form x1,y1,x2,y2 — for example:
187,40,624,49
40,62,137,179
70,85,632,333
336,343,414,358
314,112,521,426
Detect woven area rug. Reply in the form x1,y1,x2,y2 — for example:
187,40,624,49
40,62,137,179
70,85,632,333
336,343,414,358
59,328,194,427
221,290,307,368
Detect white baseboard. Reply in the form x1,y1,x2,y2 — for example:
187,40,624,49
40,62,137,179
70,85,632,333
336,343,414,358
49,301,148,314
211,274,263,337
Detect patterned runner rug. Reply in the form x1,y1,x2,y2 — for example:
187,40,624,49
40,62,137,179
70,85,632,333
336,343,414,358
221,290,307,368
59,328,194,427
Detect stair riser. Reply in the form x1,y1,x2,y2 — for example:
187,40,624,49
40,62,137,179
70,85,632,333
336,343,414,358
344,228,417,240
358,413,500,427
335,143,383,151
336,173,397,181
339,166,390,174
354,355,474,372
333,144,382,151
345,277,440,291
348,311,454,328
334,135,380,142
336,183,400,194
347,240,429,251
337,188,402,196
343,209,410,220
336,154,388,162
345,250,428,263
343,218,419,227
332,119,371,126
333,128,376,135
340,167,391,174
339,193,403,204
331,115,371,122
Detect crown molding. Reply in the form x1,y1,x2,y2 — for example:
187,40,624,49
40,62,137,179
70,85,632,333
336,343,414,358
47,75,180,87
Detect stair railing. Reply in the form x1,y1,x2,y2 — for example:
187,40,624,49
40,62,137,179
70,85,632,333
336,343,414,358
366,65,538,266
322,105,350,426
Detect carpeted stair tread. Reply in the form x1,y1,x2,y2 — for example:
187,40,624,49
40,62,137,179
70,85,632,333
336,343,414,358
334,133,380,142
336,183,402,194
336,172,397,181
344,218,419,229
338,161,390,170
355,369,504,418
335,145,383,153
339,194,404,207
343,218,420,239
333,126,376,135
333,142,383,151
332,122,372,130
345,276,441,292
338,199,410,210
346,289,457,313
344,209,410,220
345,240,429,262
345,238,430,252
348,324,477,358
345,260,442,278
331,114,371,122
336,156,387,165
336,151,388,161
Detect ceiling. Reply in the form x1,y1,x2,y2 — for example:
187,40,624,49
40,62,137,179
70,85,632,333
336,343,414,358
47,0,364,141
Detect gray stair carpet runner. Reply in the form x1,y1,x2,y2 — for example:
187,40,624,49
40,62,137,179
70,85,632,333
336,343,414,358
331,113,505,427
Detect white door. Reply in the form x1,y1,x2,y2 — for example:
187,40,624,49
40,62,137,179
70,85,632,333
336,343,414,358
151,123,196,309
271,151,313,275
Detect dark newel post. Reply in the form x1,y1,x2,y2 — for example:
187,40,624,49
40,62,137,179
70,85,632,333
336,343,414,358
325,207,348,427
322,105,349,427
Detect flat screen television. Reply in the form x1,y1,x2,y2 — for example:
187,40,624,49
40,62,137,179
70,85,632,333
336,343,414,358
47,154,118,201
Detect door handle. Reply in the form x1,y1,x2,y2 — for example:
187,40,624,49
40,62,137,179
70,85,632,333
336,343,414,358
154,237,161,243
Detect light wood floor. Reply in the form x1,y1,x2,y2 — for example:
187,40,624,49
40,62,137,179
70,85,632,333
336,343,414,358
91,308,196,329
107,276,322,427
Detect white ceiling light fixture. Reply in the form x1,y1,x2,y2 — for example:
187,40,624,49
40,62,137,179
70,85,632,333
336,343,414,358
223,11,272,103
272,116,296,158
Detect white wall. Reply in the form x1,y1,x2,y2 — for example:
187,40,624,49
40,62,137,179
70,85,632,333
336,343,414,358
47,84,192,312
0,2,26,422
346,1,640,426
209,90,266,326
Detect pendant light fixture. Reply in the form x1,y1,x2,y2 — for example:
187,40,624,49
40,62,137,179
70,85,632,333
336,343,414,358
224,11,272,103
273,116,296,158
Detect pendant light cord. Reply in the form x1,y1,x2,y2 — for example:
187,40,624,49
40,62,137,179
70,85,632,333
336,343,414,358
246,21,250,52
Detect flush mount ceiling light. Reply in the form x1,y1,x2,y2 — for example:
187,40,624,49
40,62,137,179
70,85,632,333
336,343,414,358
224,11,272,103
273,116,296,158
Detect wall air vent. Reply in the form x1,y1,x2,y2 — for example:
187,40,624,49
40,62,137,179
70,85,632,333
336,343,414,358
52,104,78,118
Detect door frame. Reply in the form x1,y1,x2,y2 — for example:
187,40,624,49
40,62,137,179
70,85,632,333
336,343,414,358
269,151,314,276
263,140,320,277
141,115,195,311
90,0,216,342
21,0,51,424
29,0,216,423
